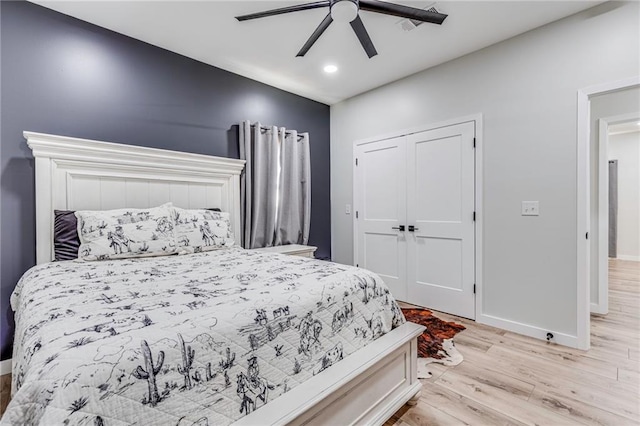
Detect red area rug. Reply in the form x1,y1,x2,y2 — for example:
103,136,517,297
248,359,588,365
401,308,466,378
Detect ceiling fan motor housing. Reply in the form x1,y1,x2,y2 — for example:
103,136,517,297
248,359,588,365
331,0,359,23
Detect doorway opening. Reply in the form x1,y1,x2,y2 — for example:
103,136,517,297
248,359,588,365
592,118,640,366
577,77,640,350
595,117,640,314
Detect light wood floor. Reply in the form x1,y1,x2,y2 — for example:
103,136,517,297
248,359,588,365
1,260,638,424
387,259,640,426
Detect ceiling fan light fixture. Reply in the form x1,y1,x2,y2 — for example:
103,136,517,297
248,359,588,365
331,0,359,23
236,0,448,59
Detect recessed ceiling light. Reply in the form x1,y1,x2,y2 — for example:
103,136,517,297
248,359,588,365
324,65,338,74
636,121,640,126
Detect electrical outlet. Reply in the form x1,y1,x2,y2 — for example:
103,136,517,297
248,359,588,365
522,201,539,216
345,204,351,215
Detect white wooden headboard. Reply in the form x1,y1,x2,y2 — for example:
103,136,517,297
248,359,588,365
25,131,245,264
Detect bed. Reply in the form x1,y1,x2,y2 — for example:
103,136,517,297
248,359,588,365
2,132,424,425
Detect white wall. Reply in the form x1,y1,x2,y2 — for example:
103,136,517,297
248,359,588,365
331,2,640,341
609,131,640,261
589,89,640,307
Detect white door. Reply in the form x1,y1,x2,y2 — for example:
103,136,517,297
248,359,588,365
406,122,476,319
354,137,408,300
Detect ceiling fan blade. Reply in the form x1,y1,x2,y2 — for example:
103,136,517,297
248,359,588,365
359,0,447,24
236,1,330,21
350,15,378,58
297,13,334,57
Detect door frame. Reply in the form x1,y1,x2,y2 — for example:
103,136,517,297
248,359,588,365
352,113,483,319
576,76,640,350
593,112,640,315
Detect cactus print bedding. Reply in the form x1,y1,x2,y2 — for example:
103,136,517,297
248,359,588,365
4,248,404,425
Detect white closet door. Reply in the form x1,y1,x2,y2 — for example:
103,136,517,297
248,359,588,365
407,122,475,319
355,137,408,300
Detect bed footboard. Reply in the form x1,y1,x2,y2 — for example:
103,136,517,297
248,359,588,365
233,322,425,426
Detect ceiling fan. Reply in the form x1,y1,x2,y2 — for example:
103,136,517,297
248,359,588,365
236,0,448,59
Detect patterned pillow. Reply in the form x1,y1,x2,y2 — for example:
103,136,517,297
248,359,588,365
172,207,234,253
75,204,177,261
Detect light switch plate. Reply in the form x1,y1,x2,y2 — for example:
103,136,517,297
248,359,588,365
522,201,539,216
345,204,351,215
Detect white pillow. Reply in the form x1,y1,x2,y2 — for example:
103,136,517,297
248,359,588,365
172,207,234,253
75,203,177,261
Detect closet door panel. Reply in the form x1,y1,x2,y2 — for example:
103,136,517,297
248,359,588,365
407,122,475,319
355,137,408,301
415,135,462,222
364,233,400,278
415,237,463,290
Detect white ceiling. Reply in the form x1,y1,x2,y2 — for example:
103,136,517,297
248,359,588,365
31,0,602,105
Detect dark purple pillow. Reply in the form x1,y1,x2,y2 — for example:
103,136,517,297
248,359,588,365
54,210,80,261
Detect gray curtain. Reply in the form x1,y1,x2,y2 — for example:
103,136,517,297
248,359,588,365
609,159,618,258
239,121,311,248
275,129,311,246
239,121,279,249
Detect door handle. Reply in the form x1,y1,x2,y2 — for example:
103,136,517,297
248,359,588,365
408,225,419,232
391,225,405,231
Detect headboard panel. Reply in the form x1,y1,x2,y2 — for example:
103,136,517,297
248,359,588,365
25,131,245,264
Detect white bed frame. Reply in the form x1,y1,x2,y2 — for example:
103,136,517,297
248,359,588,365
26,131,425,426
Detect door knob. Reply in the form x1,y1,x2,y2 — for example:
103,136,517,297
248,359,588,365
408,225,419,232
392,225,405,231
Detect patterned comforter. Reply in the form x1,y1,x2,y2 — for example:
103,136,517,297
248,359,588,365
3,248,404,425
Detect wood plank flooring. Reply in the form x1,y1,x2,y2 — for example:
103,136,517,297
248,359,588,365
387,259,640,426
1,260,638,424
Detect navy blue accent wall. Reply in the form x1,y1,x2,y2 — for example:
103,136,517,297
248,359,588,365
0,1,331,360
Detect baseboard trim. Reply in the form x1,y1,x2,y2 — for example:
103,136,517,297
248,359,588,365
614,255,640,262
0,359,11,376
477,313,583,350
